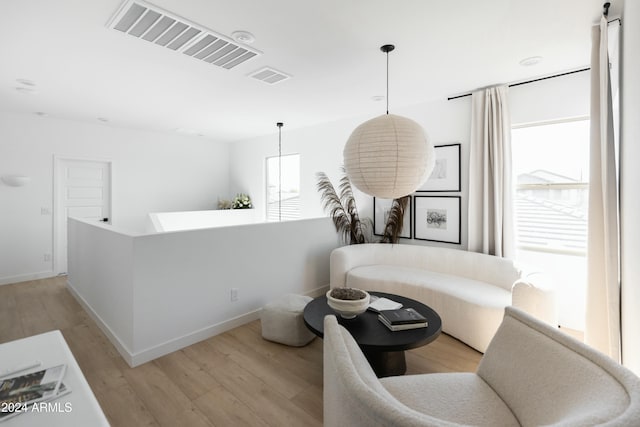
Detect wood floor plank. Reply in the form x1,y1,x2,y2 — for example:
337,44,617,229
171,406,215,427
93,381,159,427
14,281,57,336
193,384,270,427
291,383,324,422
228,321,324,387
152,349,221,401
1,276,484,427
0,285,24,341
122,362,195,427
212,332,310,400
42,279,85,330
61,323,130,391
205,356,323,427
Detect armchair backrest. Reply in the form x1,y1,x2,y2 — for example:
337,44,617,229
478,306,640,426
323,315,457,427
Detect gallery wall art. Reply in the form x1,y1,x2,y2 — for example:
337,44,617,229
417,143,460,192
413,195,461,244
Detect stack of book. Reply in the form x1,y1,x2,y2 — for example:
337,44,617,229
378,308,428,331
0,364,70,422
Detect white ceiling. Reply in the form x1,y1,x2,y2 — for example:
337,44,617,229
0,0,621,142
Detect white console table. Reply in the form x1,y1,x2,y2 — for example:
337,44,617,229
0,330,109,426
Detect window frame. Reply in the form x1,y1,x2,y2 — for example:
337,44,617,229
512,117,589,256
265,153,301,222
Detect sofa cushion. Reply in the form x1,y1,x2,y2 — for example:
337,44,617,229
381,373,519,426
346,265,511,308
346,265,512,352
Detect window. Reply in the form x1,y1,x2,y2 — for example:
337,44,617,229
512,119,589,255
266,154,300,221
511,118,589,330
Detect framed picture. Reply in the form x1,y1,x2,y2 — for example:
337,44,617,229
373,197,412,239
418,143,461,192
413,196,461,244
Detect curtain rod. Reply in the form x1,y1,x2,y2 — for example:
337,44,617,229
447,67,590,101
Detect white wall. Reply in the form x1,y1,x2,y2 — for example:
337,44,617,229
621,1,640,374
510,70,590,124
229,71,590,250
228,99,473,246
67,217,339,366
0,112,230,284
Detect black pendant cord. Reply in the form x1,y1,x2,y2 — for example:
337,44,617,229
380,44,395,115
386,49,389,114
277,122,283,222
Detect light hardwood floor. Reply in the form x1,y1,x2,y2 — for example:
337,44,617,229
0,276,483,427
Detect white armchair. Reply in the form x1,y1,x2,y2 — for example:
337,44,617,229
323,306,640,426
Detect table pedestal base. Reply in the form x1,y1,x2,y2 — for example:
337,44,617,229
362,348,406,377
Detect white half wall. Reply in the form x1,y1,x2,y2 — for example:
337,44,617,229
67,220,135,355
147,209,259,232
0,112,230,284
67,217,339,366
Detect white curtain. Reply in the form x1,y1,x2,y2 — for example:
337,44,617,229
586,17,621,361
468,85,515,258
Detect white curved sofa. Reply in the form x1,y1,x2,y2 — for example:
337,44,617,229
330,243,556,353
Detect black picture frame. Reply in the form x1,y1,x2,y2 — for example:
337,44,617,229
373,197,412,239
413,195,461,244
417,143,461,192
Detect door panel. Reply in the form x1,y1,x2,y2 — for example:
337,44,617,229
67,186,103,199
55,158,111,274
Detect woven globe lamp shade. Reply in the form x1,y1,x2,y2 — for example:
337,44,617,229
343,114,435,199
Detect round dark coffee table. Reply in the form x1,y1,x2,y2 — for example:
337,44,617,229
303,291,442,377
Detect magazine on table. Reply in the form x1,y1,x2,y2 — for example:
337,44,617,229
0,364,69,422
368,295,403,313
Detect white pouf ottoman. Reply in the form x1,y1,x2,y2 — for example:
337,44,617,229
261,294,316,346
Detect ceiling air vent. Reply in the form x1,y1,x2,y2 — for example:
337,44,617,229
108,0,260,70
249,67,291,85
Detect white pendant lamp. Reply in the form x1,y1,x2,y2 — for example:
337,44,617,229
344,44,434,199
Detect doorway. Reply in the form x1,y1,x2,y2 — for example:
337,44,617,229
54,157,112,275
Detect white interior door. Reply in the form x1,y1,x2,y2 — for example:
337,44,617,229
55,158,111,274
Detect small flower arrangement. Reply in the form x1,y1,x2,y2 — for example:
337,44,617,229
232,193,252,209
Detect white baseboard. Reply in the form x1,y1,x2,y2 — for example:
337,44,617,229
127,285,330,366
68,278,262,367
68,279,330,368
0,271,55,286
129,286,330,366
129,310,261,367
66,279,136,366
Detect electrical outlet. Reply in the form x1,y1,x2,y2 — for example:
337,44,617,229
44,253,51,262
230,288,239,302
